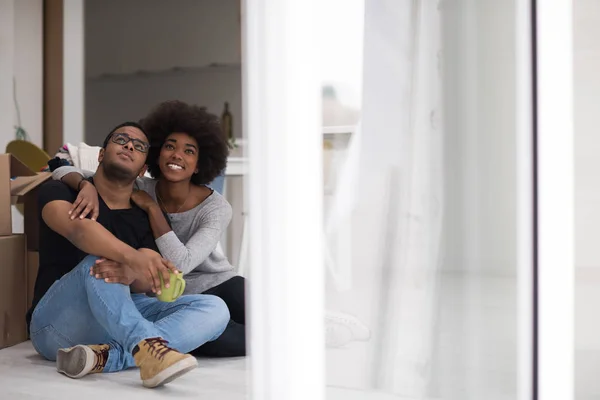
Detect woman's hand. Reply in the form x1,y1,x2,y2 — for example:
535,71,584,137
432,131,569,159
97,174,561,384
131,189,158,212
69,180,100,221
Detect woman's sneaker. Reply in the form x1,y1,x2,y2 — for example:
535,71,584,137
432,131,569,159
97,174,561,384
57,344,109,378
133,337,198,388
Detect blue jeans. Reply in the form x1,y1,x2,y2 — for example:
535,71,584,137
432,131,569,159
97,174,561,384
30,255,230,372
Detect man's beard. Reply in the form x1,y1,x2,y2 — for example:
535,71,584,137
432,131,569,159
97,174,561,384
101,161,138,183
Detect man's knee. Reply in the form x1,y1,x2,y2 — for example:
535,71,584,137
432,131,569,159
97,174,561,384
74,255,100,273
193,295,230,330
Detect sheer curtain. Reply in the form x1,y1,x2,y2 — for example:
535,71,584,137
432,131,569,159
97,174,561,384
324,0,443,397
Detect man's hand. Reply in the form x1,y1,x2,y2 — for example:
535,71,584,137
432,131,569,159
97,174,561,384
90,258,136,285
126,248,179,295
69,180,100,221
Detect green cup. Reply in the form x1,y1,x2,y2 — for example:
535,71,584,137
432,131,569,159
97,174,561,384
156,271,186,302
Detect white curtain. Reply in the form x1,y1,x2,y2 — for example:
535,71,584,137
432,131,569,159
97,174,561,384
325,0,443,397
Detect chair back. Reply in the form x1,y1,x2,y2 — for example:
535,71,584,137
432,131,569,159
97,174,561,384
208,173,225,194
6,140,51,172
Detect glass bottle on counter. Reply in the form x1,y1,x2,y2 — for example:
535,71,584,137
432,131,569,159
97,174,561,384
221,102,233,141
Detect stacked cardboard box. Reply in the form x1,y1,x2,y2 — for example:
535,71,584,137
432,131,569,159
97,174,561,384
0,154,50,349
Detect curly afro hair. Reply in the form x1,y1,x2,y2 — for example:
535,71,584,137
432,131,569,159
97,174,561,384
141,100,229,185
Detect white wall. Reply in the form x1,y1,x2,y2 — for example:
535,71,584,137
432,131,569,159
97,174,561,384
63,0,85,145
442,0,517,276
574,0,600,271
84,0,242,145
572,2,600,398
574,1,600,398
0,0,15,154
85,0,241,78
14,0,43,148
0,0,43,151
85,68,242,145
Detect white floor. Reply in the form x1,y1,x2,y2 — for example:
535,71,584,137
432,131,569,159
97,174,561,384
0,341,414,400
1,269,595,399
0,272,518,400
0,341,248,399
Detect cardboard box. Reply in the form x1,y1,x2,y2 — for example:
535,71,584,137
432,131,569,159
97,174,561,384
0,235,27,349
26,251,39,312
0,155,49,349
0,154,51,250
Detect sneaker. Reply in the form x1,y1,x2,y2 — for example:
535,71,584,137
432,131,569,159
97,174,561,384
133,337,198,388
325,322,353,348
325,310,371,344
56,344,109,379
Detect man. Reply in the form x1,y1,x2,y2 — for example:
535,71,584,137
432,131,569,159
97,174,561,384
26,122,229,388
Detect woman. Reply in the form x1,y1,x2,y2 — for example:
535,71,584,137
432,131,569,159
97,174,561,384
53,100,245,357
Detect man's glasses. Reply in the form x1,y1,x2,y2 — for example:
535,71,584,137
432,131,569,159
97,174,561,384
110,133,150,153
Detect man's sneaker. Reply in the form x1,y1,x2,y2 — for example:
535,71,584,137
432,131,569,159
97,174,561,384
133,337,198,388
325,310,371,348
56,344,109,378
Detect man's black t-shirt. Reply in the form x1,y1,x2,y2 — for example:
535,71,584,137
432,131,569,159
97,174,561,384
25,179,159,329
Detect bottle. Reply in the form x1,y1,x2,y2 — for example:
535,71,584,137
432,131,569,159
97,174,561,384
221,102,233,141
